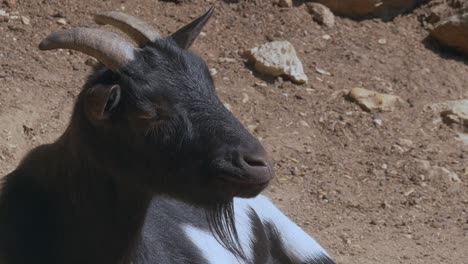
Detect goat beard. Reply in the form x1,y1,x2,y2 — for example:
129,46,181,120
206,200,245,260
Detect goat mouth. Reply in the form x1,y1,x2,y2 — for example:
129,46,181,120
214,175,270,198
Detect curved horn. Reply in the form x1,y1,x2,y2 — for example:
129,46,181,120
94,11,161,46
39,27,135,71
170,7,215,49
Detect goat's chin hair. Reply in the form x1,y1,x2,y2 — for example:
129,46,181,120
206,199,245,260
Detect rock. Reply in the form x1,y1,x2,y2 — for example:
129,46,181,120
245,41,308,84
209,68,218,76
414,159,431,173
0,9,8,22
428,99,468,113
397,138,413,148
299,120,310,127
348,87,404,112
380,201,391,209
425,1,468,27
428,99,468,130
431,166,461,183
312,0,424,21
378,38,387,44
392,144,405,154
254,81,268,87
242,93,249,104
306,3,335,28
218,57,236,63
457,132,468,145
7,24,25,32
277,0,293,7
84,58,99,67
8,15,18,20
315,67,331,76
443,104,468,129
426,4,449,25
51,11,65,18
373,118,383,126
0,9,10,21
290,166,300,176
57,18,67,25
430,12,468,56
413,159,462,183
21,16,30,25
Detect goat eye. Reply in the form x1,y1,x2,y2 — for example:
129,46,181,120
136,111,158,120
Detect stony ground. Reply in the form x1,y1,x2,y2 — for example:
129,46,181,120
0,0,467,263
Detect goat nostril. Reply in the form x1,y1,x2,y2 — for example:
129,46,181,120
243,155,268,167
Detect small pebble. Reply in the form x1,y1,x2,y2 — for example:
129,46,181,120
315,67,331,76
21,16,30,25
242,93,249,104
299,120,310,127
290,166,299,176
392,144,405,154
209,68,218,76
218,57,236,63
84,58,99,67
254,81,267,87
57,18,67,25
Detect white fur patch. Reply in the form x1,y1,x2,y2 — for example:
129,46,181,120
182,199,256,264
183,225,245,264
232,198,255,262
244,195,329,262
183,195,328,263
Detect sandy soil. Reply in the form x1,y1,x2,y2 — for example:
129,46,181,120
0,0,467,263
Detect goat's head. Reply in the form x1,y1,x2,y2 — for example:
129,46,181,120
39,8,274,204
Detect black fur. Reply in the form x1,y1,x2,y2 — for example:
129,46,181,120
0,11,275,264
0,10,338,264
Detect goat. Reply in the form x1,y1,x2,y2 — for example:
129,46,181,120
0,8,335,264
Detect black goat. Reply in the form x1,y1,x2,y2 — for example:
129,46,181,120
0,8,335,264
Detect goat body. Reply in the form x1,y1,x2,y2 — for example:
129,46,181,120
0,157,334,264
0,9,335,264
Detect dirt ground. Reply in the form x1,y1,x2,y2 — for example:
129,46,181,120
0,0,467,263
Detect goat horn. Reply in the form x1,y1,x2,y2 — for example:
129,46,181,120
39,27,136,71
94,12,161,46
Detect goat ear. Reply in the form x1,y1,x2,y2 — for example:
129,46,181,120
169,7,214,49
85,84,121,123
